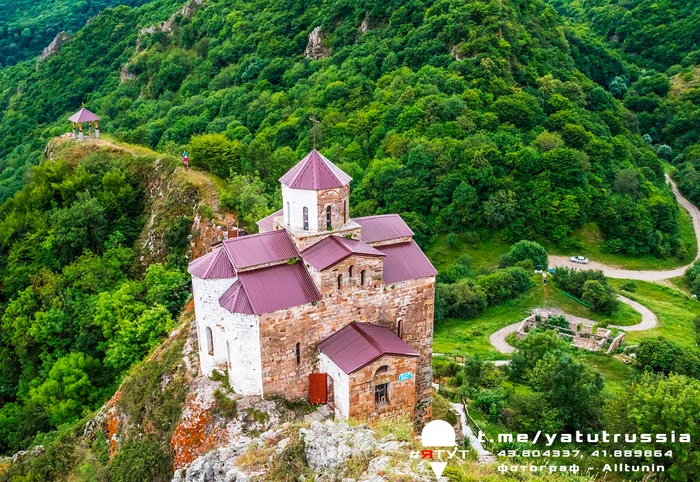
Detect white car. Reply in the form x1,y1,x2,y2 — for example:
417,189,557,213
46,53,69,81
570,256,589,264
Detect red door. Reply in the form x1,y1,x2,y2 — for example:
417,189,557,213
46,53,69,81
309,373,328,404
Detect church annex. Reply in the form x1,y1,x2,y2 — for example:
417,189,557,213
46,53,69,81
187,150,437,424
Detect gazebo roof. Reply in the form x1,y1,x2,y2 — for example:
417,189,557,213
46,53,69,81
68,107,100,123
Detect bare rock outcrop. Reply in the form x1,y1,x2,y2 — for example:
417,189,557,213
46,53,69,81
305,26,331,60
40,32,70,61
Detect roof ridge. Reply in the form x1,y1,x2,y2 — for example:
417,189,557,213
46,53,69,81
350,322,386,355
331,235,353,255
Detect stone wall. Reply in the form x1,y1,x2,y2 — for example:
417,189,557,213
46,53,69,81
349,356,418,422
257,274,435,426
191,276,263,395
317,185,349,230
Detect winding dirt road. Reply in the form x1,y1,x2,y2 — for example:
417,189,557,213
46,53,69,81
550,175,700,281
489,294,659,354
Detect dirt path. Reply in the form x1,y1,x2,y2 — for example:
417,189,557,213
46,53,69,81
489,294,659,354
550,175,700,281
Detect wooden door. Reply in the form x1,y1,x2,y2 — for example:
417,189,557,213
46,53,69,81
309,373,328,404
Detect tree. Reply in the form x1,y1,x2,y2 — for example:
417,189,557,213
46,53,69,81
189,133,243,178
499,240,549,269
27,353,101,427
608,76,628,98
528,352,604,430
483,189,518,228
603,374,700,481
49,193,109,263
657,144,673,160
581,279,618,314
612,169,641,199
509,330,569,382
492,93,546,130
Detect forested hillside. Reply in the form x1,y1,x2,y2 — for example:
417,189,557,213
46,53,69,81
0,0,687,260
549,0,700,224
0,0,156,67
0,143,195,454
549,0,700,70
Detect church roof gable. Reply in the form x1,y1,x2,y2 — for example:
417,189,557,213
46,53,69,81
187,247,236,279
222,229,299,270
318,322,419,374
219,262,321,315
301,235,384,271
279,150,352,190
352,214,414,244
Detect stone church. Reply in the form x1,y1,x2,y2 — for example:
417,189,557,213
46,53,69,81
188,150,437,424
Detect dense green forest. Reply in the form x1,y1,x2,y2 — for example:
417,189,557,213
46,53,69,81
0,0,155,67
549,0,700,70
0,145,190,454
0,0,698,474
550,0,700,229
0,0,688,260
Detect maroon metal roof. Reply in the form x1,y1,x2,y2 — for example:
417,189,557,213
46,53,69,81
222,229,299,270
68,107,101,123
188,247,236,279
279,150,352,190
256,209,283,233
219,262,321,315
218,280,254,315
379,241,437,284
301,236,385,271
318,322,419,374
352,214,414,244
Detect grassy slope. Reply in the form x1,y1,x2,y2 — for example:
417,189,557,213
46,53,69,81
427,207,697,273
543,209,697,270
611,280,700,347
433,278,641,359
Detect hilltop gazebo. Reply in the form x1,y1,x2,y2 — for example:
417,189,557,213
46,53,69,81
68,106,100,140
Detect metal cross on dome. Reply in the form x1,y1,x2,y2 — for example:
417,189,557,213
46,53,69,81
309,115,320,149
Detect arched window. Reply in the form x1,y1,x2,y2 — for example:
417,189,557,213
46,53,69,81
205,327,214,355
286,202,290,225
343,200,348,222
326,205,332,230
349,265,354,278
303,206,309,230
360,270,367,286
376,365,389,375
397,319,403,339
337,274,343,290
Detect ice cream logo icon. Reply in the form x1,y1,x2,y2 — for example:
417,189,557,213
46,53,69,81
421,420,456,479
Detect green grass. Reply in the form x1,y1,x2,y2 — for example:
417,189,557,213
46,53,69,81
668,275,693,295
610,279,700,347
433,279,641,359
578,352,637,393
425,233,511,272
543,215,697,270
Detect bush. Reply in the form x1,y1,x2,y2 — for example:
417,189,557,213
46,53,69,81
581,279,619,314
108,436,173,482
476,267,533,306
437,279,488,319
499,241,548,269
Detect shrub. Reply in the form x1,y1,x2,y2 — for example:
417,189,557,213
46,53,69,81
108,436,173,482
438,279,488,319
581,279,619,314
499,240,549,269
476,267,533,306
212,389,238,418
